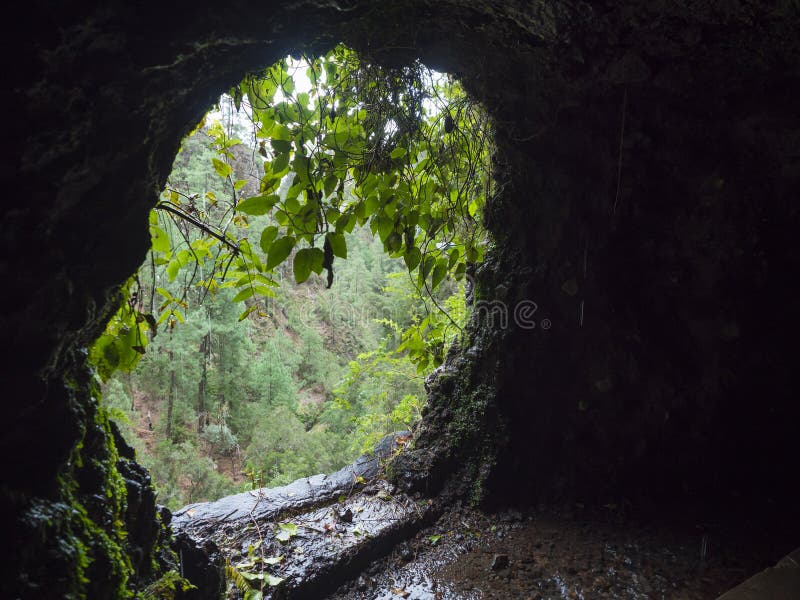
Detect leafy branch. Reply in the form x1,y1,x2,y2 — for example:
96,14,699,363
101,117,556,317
90,44,494,381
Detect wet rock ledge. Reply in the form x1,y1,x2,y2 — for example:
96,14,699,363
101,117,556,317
173,432,431,599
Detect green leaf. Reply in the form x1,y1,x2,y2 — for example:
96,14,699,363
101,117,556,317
238,306,258,321
297,91,310,109
240,571,261,581
232,287,255,303
272,123,293,140
284,194,301,214
101,337,120,369
261,176,281,194
431,259,448,290
266,574,285,587
176,249,192,266
272,151,290,173
404,246,421,271
280,522,298,534
364,194,380,216
266,236,296,270
373,215,394,242
390,146,407,159
420,255,435,282
244,590,263,600
253,284,277,298
271,138,292,153
260,226,279,254
212,158,232,178
325,232,347,259
323,174,338,198
384,198,397,219
150,226,171,253
292,154,310,178
276,522,299,543
237,194,279,215
166,258,180,281
454,261,467,280
325,206,341,224
334,213,349,233
448,247,461,269
231,85,243,111
293,247,324,283
269,135,292,151
386,231,403,253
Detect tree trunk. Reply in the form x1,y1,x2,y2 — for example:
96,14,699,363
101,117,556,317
166,349,175,439
198,332,210,433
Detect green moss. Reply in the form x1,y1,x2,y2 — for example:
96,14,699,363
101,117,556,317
16,368,177,599
449,385,491,443
51,381,134,598
443,378,501,505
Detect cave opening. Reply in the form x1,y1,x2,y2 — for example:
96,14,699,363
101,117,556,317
97,46,494,516
5,2,800,598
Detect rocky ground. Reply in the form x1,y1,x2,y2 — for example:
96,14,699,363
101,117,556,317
173,434,798,600
172,432,800,600
326,500,798,600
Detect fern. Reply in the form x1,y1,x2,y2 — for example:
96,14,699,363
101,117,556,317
225,560,253,596
140,570,195,600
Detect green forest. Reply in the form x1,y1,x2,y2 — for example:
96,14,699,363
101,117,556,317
103,209,461,509
94,46,491,510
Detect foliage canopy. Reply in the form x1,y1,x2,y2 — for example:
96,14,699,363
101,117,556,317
91,44,493,379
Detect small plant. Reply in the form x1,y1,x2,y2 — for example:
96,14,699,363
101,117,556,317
275,521,299,543
141,570,196,599
225,543,285,599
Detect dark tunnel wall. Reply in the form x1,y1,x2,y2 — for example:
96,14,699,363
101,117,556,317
3,0,800,596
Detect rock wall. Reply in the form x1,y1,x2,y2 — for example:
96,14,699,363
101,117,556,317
3,0,799,596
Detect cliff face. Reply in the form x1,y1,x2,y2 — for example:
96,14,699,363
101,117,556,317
3,1,799,596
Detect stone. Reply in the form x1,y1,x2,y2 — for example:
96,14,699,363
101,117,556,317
491,554,510,570
172,433,423,599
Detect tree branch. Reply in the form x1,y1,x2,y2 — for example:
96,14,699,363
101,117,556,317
154,201,240,254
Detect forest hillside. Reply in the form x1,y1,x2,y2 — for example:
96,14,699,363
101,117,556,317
101,125,467,509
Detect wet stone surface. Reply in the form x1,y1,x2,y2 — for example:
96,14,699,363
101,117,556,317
172,433,426,599
173,433,410,535
173,434,797,600
326,503,798,600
